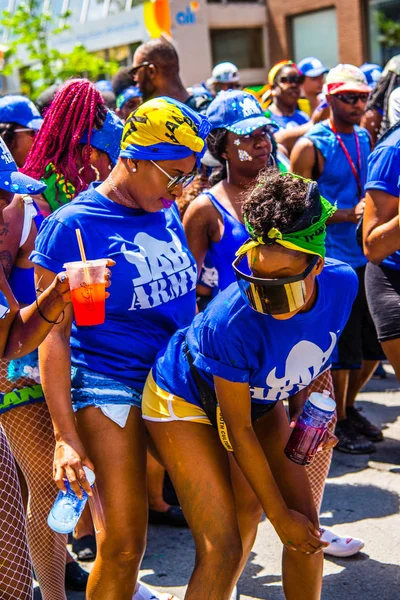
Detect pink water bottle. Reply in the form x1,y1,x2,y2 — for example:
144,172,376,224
284,390,336,466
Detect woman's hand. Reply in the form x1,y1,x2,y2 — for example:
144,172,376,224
50,258,115,305
53,436,95,499
273,509,329,554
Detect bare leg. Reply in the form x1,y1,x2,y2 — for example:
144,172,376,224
346,360,379,407
1,403,67,600
0,425,33,600
331,369,349,421
381,338,400,381
147,451,169,512
74,503,95,539
146,420,242,600
76,406,148,600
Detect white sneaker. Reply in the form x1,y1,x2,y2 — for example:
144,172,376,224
134,581,180,600
321,528,365,557
230,585,238,600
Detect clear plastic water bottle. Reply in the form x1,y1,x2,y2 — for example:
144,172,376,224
284,390,336,466
47,466,95,534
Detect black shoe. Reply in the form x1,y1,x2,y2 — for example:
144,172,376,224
335,419,376,454
148,505,188,527
65,561,89,592
346,406,384,442
72,534,97,561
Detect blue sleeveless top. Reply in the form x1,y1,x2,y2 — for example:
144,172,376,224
8,199,45,305
305,121,370,269
205,191,249,291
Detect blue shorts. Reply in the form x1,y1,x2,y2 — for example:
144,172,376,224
71,366,142,412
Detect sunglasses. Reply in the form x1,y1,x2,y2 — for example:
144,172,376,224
13,128,37,136
150,160,196,193
232,253,318,315
278,75,305,86
334,92,369,105
129,61,151,78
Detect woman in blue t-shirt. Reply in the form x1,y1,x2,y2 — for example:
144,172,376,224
142,171,358,600
363,122,400,380
31,97,210,600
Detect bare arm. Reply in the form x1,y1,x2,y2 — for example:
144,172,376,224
275,121,313,155
363,189,400,264
0,195,25,277
36,264,94,496
291,137,364,224
214,376,326,554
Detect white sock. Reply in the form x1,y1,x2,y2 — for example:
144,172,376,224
134,581,176,600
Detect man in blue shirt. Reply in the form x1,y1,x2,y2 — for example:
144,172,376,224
291,64,384,454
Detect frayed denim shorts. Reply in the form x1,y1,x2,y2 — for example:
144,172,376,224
71,366,142,412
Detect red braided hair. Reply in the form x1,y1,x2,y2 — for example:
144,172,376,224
22,79,107,195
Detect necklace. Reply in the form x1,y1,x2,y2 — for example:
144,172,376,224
108,173,140,209
328,118,362,198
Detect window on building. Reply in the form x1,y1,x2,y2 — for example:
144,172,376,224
210,28,264,69
291,8,338,68
369,0,400,66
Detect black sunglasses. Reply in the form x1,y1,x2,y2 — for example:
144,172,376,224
335,92,369,105
278,75,305,85
129,61,151,77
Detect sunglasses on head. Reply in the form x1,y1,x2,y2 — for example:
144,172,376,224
150,160,196,193
334,92,369,105
129,61,151,78
278,74,305,86
232,253,318,315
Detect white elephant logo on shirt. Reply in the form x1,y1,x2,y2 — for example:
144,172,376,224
250,332,337,401
266,332,337,396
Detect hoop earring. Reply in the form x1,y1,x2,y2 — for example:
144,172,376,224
79,164,100,181
268,153,277,168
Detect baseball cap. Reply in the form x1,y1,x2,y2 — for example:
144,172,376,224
0,95,43,130
80,110,124,165
297,57,328,78
116,86,142,110
206,90,278,135
360,63,383,88
0,138,46,195
95,80,113,93
211,62,240,84
325,64,371,95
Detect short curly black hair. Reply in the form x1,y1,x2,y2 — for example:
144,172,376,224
242,169,312,238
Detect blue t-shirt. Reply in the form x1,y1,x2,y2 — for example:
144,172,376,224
305,121,370,269
31,183,197,390
267,109,309,130
365,126,400,271
153,259,358,407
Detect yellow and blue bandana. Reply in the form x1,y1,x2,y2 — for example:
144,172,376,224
120,96,211,166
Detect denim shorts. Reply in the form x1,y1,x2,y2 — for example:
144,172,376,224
71,366,142,412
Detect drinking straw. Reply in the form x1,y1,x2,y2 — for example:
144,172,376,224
75,229,87,263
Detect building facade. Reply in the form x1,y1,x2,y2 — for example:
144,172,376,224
267,0,400,70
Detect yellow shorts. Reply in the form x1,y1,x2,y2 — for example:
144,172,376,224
142,371,212,425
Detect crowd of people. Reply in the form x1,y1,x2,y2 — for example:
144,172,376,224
0,36,399,600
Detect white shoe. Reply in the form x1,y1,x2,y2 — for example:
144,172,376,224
321,528,365,557
134,581,180,600
230,585,238,600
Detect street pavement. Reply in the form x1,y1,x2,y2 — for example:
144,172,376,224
40,365,400,600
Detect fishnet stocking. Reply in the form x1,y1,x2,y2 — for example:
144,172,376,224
306,369,337,512
0,425,33,600
1,400,67,600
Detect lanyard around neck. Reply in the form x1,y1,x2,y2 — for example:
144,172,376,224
328,118,362,198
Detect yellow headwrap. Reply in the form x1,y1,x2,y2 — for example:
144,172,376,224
120,96,210,164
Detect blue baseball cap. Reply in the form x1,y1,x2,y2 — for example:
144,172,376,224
95,80,113,93
116,86,142,110
360,63,383,88
297,57,329,78
0,138,46,194
206,90,277,135
80,110,124,165
0,95,43,130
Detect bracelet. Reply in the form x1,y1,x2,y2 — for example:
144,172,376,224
35,295,64,325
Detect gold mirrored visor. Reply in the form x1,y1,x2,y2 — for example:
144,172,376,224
232,254,318,315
